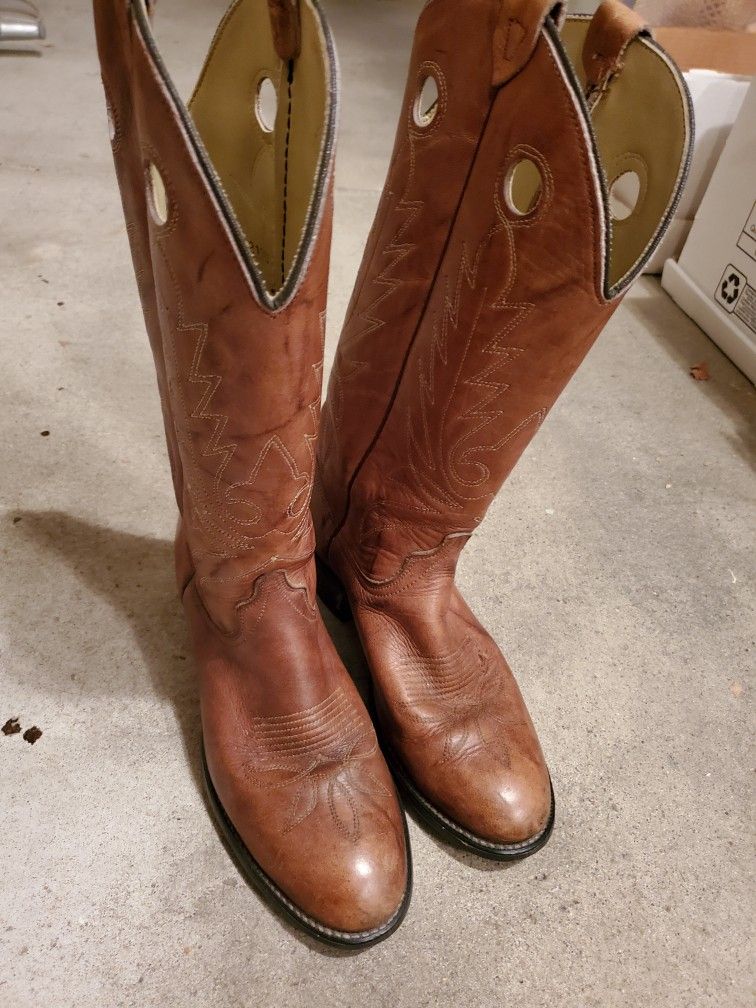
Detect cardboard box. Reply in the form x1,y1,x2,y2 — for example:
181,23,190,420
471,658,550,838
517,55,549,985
655,27,756,77
662,81,756,384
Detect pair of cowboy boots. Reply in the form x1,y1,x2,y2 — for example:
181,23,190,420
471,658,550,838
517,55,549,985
95,0,692,947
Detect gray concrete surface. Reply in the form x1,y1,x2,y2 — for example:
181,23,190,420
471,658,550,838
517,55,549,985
1,2,754,1006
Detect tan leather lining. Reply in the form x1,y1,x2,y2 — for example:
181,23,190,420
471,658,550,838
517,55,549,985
562,17,688,289
189,0,328,295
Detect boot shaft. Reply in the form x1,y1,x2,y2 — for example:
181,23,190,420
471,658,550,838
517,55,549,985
94,0,338,628
315,0,509,551
317,0,692,582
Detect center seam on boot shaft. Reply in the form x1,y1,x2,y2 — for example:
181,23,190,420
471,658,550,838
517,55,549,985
315,61,446,544
326,18,630,576
131,0,339,314
323,14,602,562
323,67,503,563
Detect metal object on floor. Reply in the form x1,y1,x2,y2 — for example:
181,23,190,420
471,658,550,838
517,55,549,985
0,1,46,42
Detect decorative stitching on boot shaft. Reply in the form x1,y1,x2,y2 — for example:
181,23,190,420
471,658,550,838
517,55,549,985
395,638,522,769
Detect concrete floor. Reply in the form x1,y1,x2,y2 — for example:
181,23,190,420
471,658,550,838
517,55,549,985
1,2,754,1006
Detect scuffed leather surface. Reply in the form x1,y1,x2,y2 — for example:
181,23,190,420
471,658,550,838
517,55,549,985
338,537,553,843
94,0,407,935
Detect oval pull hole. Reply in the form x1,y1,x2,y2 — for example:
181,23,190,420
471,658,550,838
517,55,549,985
609,170,641,221
414,75,439,128
147,162,169,226
504,158,543,217
256,77,278,133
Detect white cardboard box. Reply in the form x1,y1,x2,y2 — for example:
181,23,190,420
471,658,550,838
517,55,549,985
662,81,756,384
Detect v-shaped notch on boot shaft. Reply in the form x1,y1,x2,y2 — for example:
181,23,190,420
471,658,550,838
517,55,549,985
96,0,338,311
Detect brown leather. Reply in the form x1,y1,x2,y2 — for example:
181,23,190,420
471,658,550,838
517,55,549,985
94,0,408,941
583,0,648,94
268,0,301,61
315,0,505,554
493,0,558,86
314,1,691,849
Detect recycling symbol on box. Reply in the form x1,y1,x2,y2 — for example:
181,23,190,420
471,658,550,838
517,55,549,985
722,273,740,303
715,264,746,313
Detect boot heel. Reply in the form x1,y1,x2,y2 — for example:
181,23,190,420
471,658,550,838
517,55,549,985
315,554,352,622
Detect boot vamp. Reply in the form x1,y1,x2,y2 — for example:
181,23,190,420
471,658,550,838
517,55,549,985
352,558,552,845
186,571,408,935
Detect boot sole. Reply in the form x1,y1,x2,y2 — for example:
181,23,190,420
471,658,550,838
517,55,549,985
201,741,413,949
316,554,556,861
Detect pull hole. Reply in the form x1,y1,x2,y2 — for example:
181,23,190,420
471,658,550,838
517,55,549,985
609,170,641,221
106,97,116,143
413,75,439,128
256,77,278,133
147,162,169,226
504,158,543,217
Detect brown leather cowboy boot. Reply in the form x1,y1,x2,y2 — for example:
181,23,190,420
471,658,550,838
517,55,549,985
94,0,411,945
314,0,692,859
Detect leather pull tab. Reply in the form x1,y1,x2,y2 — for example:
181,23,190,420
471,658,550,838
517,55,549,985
493,0,561,88
268,0,301,61
583,0,649,94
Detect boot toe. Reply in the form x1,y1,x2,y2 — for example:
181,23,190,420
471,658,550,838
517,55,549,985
205,739,411,944
396,738,553,855
463,762,553,846
298,838,410,939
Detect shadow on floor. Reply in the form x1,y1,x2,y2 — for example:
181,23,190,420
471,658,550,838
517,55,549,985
11,511,414,953
15,509,201,790
0,49,43,59
14,509,506,953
